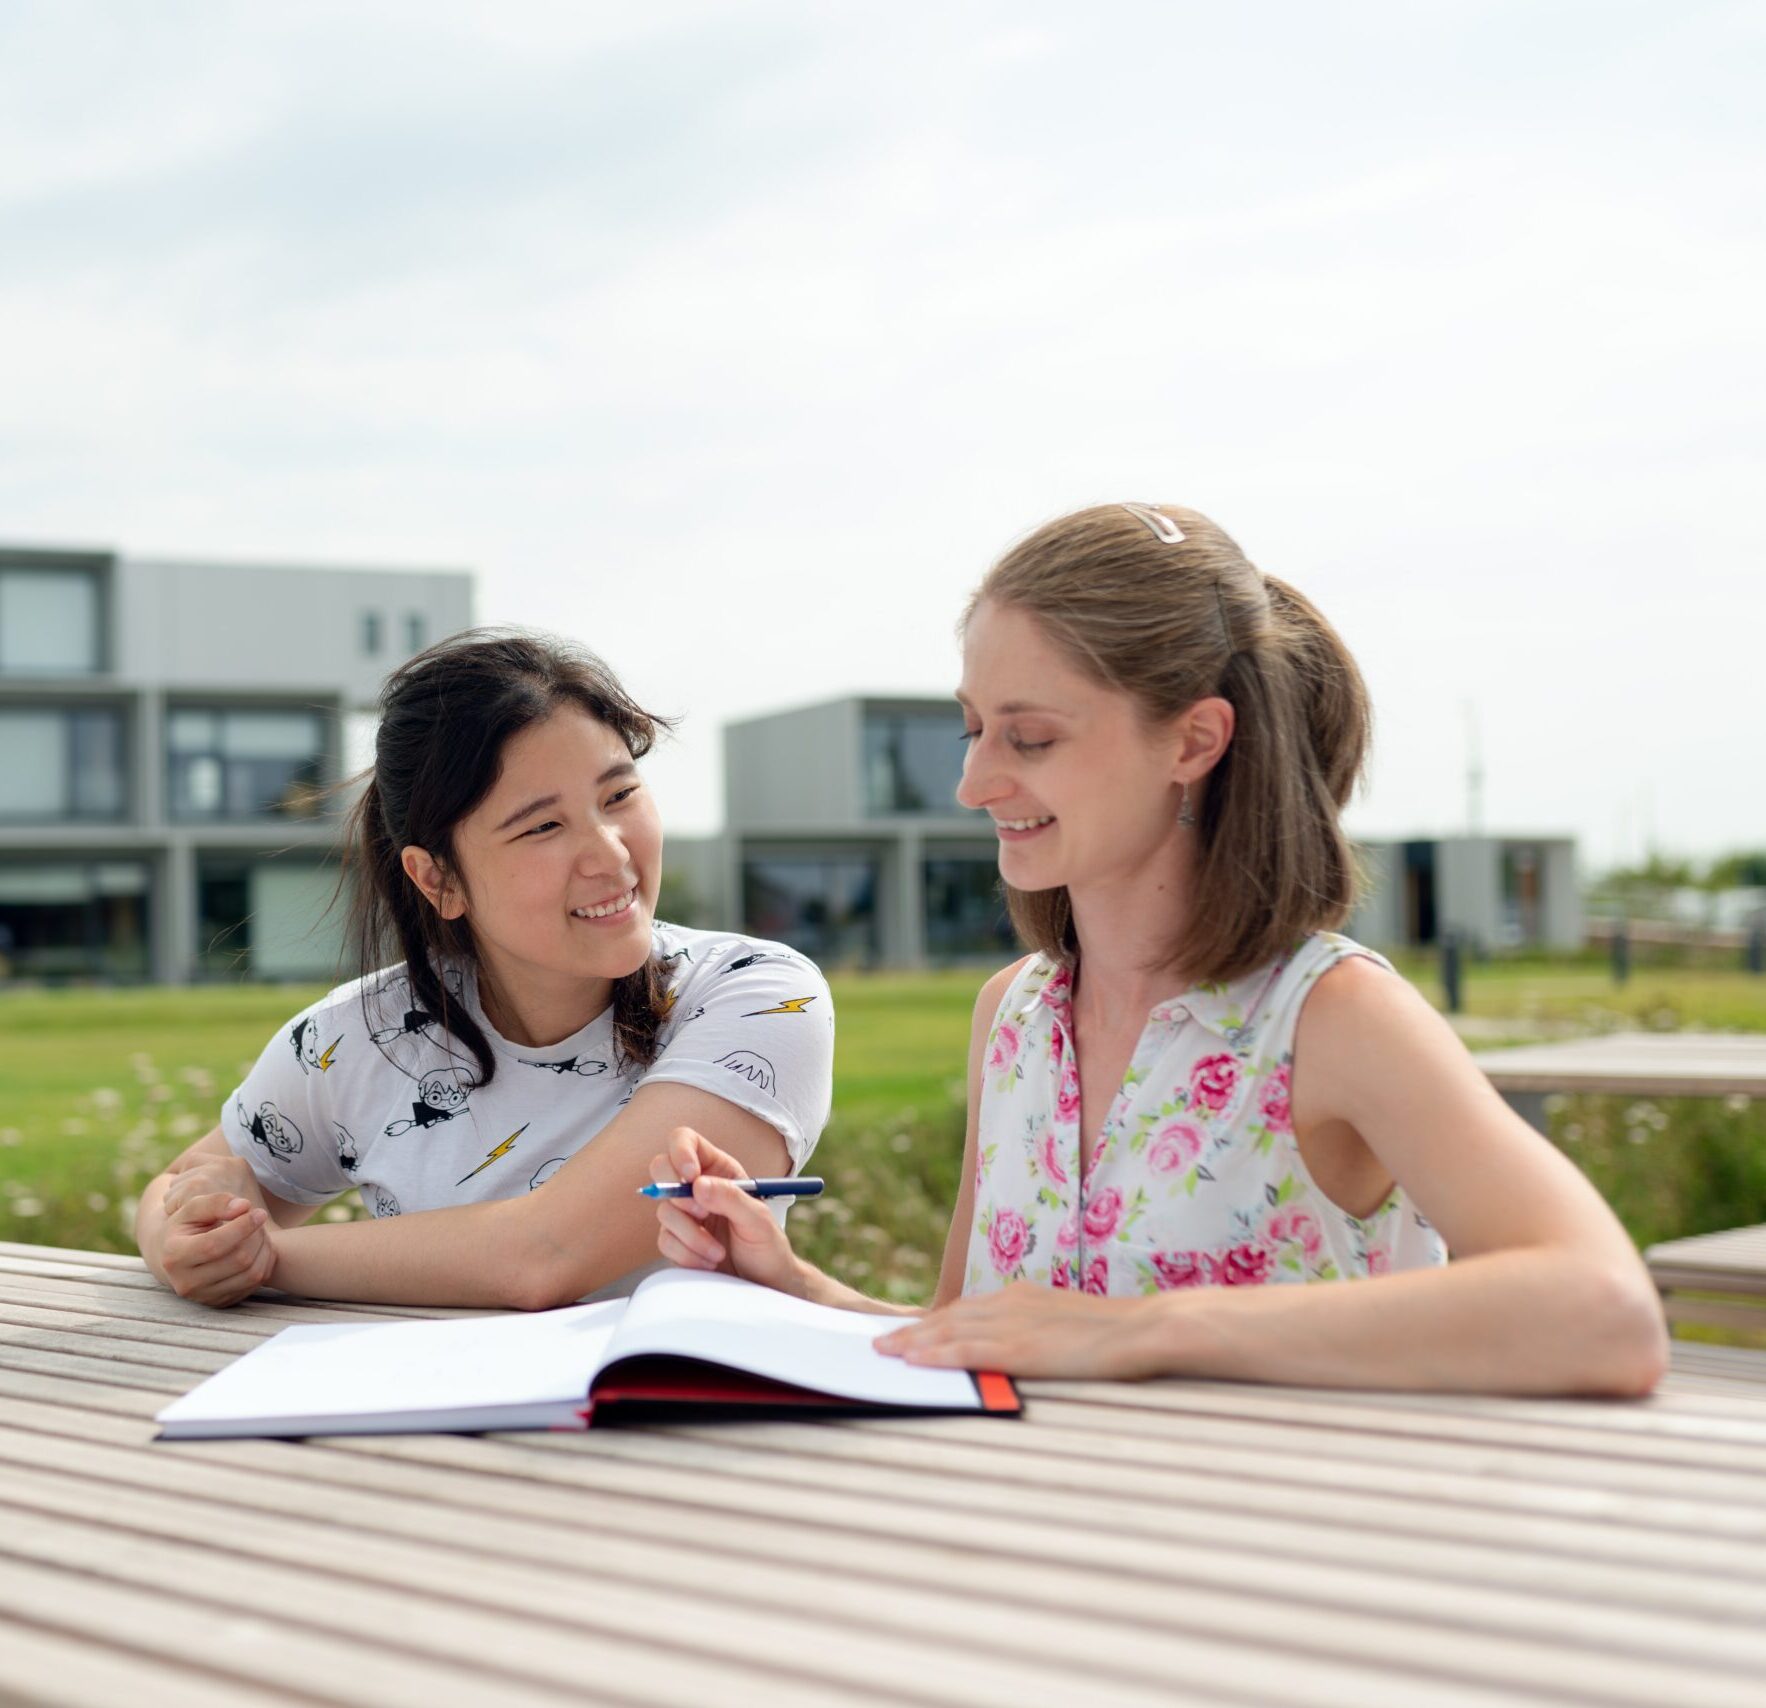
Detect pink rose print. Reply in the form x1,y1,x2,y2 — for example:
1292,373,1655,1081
1147,1121,1203,1175
1050,1257,1074,1290
1055,1210,1080,1251
1056,1057,1081,1124
987,1020,1022,1075
1082,1187,1124,1242
1365,1247,1390,1277
1206,1242,1273,1286
1039,1131,1069,1186
1082,1255,1110,1295
1150,1250,1207,1290
988,1208,1029,1275
1190,1053,1239,1114
1259,1064,1293,1133
1266,1207,1322,1260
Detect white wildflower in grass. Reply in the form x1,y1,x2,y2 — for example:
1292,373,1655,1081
1562,1123,1584,1143
1544,1094,1567,1115
61,1117,88,1136
167,1113,202,1139
889,1132,913,1153
146,1084,173,1104
178,1066,215,1093
90,1088,123,1116
0,1129,19,1147
323,1203,354,1222
12,1197,42,1217
85,1193,109,1212
1727,1094,1752,1114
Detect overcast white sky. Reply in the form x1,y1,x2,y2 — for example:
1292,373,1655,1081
2,0,1761,867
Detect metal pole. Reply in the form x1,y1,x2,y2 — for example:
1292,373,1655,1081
1612,919,1630,987
1748,921,1765,977
1441,929,1463,1014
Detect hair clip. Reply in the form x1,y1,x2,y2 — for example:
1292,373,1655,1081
1121,503,1185,544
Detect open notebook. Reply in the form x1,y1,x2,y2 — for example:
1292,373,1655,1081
155,1269,1021,1439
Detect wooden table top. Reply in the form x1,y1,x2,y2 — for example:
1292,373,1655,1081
4,1240,1766,1708
1646,1221,1766,1298
1471,1030,1766,1098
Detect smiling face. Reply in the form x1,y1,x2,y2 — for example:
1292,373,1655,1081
416,705,663,1007
956,599,1198,903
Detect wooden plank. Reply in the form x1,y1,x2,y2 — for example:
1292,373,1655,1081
0,1553,589,1708
0,1422,1759,1708
0,1467,1489,1708
9,1382,1766,1614
1471,1033,1766,1098
0,1616,319,1708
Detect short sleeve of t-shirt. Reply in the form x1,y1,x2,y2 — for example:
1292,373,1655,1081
220,998,358,1206
635,937,834,1170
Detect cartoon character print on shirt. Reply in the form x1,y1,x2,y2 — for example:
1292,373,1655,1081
334,1122,361,1175
520,1055,609,1078
370,1186,401,1218
529,1157,567,1191
290,1016,342,1075
366,968,467,1053
237,1098,303,1160
716,1050,776,1097
384,1066,477,1136
454,1124,529,1188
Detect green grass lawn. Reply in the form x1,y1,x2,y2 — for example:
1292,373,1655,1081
3,957,1763,1302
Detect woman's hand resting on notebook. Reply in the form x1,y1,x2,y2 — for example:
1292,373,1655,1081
649,1128,813,1299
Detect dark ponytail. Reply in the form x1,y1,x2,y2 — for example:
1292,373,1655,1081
342,629,675,1085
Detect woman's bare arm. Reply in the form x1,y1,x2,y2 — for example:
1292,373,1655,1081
265,1082,790,1309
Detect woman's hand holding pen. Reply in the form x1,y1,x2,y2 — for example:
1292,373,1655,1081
649,1127,811,1299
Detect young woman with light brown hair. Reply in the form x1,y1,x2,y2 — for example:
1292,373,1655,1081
652,502,1668,1394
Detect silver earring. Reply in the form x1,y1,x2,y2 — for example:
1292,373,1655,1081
1178,783,1196,829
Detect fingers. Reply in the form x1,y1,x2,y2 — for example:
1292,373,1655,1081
656,1201,725,1268
174,1206,269,1268
690,1175,781,1243
169,1191,254,1227
166,1215,274,1305
665,1126,748,1184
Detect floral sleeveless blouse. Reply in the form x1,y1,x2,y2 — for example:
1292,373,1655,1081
963,932,1447,1297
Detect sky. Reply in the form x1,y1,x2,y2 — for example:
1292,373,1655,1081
2,0,1761,868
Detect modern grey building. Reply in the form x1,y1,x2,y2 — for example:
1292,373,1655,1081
1347,834,1583,953
0,544,471,983
683,696,1012,969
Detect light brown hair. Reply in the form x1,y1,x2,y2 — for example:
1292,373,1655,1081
966,503,1370,983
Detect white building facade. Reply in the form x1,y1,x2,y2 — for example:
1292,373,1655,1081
0,544,471,983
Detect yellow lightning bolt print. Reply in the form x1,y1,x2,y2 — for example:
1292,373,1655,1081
659,987,679,1018
317,1036,342,1071
455,1124,529,1187
743,996,818,1017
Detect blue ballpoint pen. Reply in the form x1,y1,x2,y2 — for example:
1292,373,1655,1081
638,1177,825,1200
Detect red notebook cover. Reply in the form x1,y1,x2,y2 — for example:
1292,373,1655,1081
580,1356,1022,1425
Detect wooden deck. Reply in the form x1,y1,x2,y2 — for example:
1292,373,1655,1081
4,1240,1766,1708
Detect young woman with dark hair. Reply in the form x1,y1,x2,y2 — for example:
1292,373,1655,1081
136,631,832,1310
653,504,1669,1396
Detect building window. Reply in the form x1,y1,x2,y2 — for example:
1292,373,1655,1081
0,567,101,675
742,856,879,966
360,610,383,656
168,708,327,821
863,709,972,816
0,860,149,980
405,613,426,654
197,856,344,979
0,707,125,822
924,857,1015,960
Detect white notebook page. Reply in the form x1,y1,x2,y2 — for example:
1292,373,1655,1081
606,1269,977,1409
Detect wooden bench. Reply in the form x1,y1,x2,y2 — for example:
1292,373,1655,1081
1645,1221,1766,1341
1472,1030,1766,1131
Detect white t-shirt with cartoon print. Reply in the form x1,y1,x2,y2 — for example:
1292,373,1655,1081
220,924,833,1238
